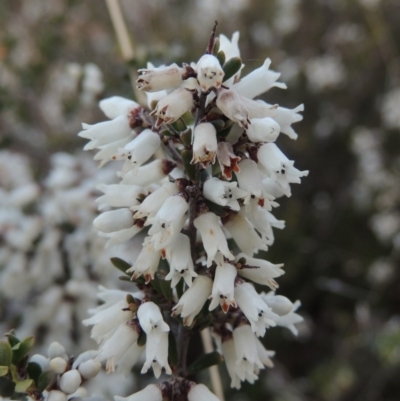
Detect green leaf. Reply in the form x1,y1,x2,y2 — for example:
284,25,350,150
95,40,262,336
0,376,16,397
137,331,147,347
171,118,187,133
180,129,192,148
110,257,131,275
118,275,132,282
13,336,34,363
155,273,173,303
5,332,20,348
181,150,196,181
0,342,12,366
217,50,226,67
27,362,42,385
15,379,34,393
223,57,242,82
209,119,226,131
168,332,178,367
37,371,54,393
212,37,220,56
0,366,8,377
205,200,229,217
188,351,224,374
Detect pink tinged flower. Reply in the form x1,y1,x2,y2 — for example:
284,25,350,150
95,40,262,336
141,330,172,378
236,253,284,290
233,58,286,100
99,96,141,119
137,301,170,334
246,117,281,143
150,87,194,127
131,182,178,220
217,141,241,180
233,325,264,382
209,262,237,313
216,88,250,129
224,211,268,256
79,115,132,150
234,282,279,337
194,212,234,267
137,63,183,92
114,384,163,401
97,322,140,373
96,183,145,211
203,178,247,211
93,208,133,233
147,194,189,251
196,54,224,92
188,383,221,401
126,238,161,283
172,275,213,326
112,129,161,176
275,300,303,335
191,123,218,167
221,338,243,389
257,143,309,191
121,159,177,187
261,292,294,316
165,233,197,287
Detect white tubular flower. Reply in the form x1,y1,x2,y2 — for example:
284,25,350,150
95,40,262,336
79,115,132,150
221,338,242,389
101,224,143,249
147,194,188,251
255,337,275,370
236,159,263,202
93,135,135,168
224,211,268,256
137,63,183,92
261,292,294,316
233,325,264,382
131,181,178,220
172,275,213,326
59,369,82,394
234,282,279,337
217,141,241,180
233,58,286,99
257,143,309,191
93,208,133,233
141,330,172,378
216,88,250,129
165,233,197,287
263,176,291,198
121,159,176,186
97,322,140,372
192,123,218,167
112,129,161,176
196,54,224,92
188,383,220,401
96,183,144,211
116,342,145,376
236,253,284,290
203,178,246,211
194,212,234,267
246,117,281,143
137,301,169,334
150,86,194,127
115,384,163,401
209,261,237,313
126,238,161,283
219,32,240,61
99,96,141,119
275,300,303,335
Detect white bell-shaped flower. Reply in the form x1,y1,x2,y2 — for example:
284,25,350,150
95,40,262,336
137,301,169,334
99,96,141,119
255,337,275,370
246,117,281,143
96,184,144,211
196,54,224,92
216,88,250,129
172,275,213,326
261,292,294,316
192,123,218,167
236,253,284,290
235,159,263,202
93,208,133,233
221,338,243,389
209,261,237,313
217,141,241,180
274,299,303,335
115,342,145,376
165,233,197,287
137,63,183,92
234,282,279,337
188,383,221,401
194,212,234,267
203,178,246,211
93,135,135,168
115,384,163,401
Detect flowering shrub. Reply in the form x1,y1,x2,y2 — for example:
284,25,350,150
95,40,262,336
0,25,306,401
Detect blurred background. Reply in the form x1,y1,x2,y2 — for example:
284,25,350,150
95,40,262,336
1,0,400,400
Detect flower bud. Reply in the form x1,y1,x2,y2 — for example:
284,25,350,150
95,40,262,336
30,354,50,371
196,54,224,92
93,208,133,233
96,183,144,211
246,117,280,143
78,359,102,379
216,89,250,128
49,356,68,374
47,390,67,401
191,123,218,167
262,292,293,316
59,369,82,394
137,64,183,92
99,96,141,119
48,342,68,361
188,384,221,401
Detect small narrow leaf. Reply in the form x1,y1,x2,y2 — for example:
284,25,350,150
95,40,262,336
188,351,224,374
37,371,54,392
15,379,34,393
137,331,147,347
0,366,8,377
111,257,131,275
168,332,178,367
0,376,15,397
155,273,173,303
223,57,242,82
217,51,226,67
212,37,220,56
27,362,42,385
180,129,192,148
5,332,20,348
171,118,187,133
13,336,34,363
205,200,229,217
0,342,12,366
209,119,226,131
181,150,196,181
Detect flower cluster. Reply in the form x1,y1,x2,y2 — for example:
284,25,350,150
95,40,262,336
80,28,306,400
